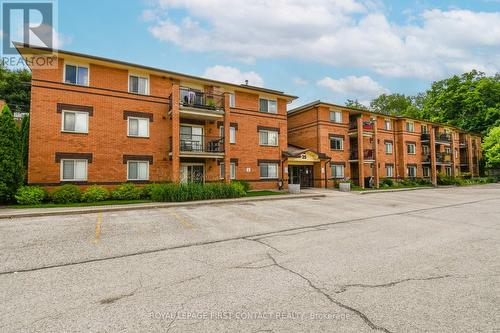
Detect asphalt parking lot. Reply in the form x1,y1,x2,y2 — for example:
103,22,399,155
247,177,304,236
1,184,499,332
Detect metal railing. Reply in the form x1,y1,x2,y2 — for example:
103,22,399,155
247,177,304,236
436,152,452,164
180,88,225,111
421,133,431,141
422,154,431,163
435,133,452,143
180,134,224,153
349,149,374,160
349,121,357,130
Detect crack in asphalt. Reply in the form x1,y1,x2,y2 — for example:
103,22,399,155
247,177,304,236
334,275,453,294
245,238,284,254
266,253,393,333
1,196,498,276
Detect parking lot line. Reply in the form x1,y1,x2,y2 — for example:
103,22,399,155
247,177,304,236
169,210,195,229
94,213,103,244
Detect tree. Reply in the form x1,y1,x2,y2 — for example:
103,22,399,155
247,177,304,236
482,125,500,169
0,64,31,113
20,115,30,177
370,93,414,116
345,99,368,110
0,105,24,202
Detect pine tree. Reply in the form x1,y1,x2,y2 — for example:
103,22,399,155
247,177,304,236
20,115,30,178
0,105,24,203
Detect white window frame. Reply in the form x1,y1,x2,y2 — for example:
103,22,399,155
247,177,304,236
259,163,278,179
385,141,393,154
407,143,416,155
386,165,394,178
259,130,279,146
421,125,429,134
127,160,150,181
330,111,342,123
60,159,88,181
127,116,150,138
229,93,235,108
128,73,150,95
229,126,236,144
445,166,452,176
259,98,277,114
330,137,343,150
423,166,430,178
63,62,90,86
384,119,391,130
61,110,89,134
407,165,417,178
221,162,237,180
445,147,451,155
331,165,344,179
406,122,414,132
423,145,429,154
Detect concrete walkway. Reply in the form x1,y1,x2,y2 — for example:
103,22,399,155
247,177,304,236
0,193,325,219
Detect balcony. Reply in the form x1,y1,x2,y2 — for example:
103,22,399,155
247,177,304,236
349,149,374,161
349,121,357,130
179,134,225,158
436,152,452,164
421,133,431,141
460,156,468,165
422,154,431,163
179,88,225,120
459,141,467,148
435,133,452,144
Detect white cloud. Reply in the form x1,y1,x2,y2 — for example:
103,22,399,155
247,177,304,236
203,65,264,87
145,1,500,80
292,77,309,85
317,75,389,101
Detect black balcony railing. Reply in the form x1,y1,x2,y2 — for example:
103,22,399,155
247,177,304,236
421,133,431,141
180,134,224,153
349,149,374,160
435,133,452,143
349,121,357,130
180,88,224,111
460,156,468,164
422,154,431,163
436,152,452,164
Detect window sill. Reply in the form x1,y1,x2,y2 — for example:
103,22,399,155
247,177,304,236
61,131,88,135
127,135,150,139
126,180,150,184
259,178,279,181
63,82,90,87
259,145,279,147
330,149,344,151
60,180,88,184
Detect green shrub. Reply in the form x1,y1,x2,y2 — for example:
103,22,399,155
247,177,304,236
111,183,142,200
150,182,245,202
50,184,82,203
380,178,394,187
232,180,250,192
140,183,160,199
81,185,109,202
15,186,47,205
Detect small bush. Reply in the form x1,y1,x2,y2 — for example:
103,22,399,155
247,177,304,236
50,184,82,204
150,182,245,202
111,183,142,200
81,185,109,202
232,180,250,192
15,186,47,205
380,178,394,187
140,183,160,199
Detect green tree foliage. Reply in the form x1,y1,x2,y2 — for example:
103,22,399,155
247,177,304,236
482,126,500,169
20,115,29,172
421,70,500,134
0,64,31,113
0,105,24,203
345,99,368,110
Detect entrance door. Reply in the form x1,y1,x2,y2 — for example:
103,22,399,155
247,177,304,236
180,164,205,183
289,165,314,188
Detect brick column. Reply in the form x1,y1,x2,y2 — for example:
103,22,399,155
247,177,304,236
467,136,474,174
171,80,180,183
373,117,379,188
430,127,437,186
357,115,364,188
223,93,231,183
451,133,456,177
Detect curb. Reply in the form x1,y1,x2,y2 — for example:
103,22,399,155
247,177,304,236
0,193,326,220
355,187,435,195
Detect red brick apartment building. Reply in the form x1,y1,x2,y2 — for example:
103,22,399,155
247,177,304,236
17,44,296,189
287,101,482,188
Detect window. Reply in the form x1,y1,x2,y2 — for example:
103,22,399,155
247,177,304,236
259,98,277,114
385,141,393,154
220,162,236,179
422,145,429,154
421,125,428,134
386,165,394,178
259,130,278,146
454,148,458,159
407,143,416,155
384,120,391,130
62,111,88,133
407,165,417,178
230,126,236,144
128,117,149,137
445,147,451,155
260,163,278,179
445,166,452,176
423,167,430,178
61,159,87,181
65,64,89,86
331,165,344,178
330,137,343,150
330,111,342,123
127,161,149,180
229,93,235,108
406,122,414,132
129,75,149,95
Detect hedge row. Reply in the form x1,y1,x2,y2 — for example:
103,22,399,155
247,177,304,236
14,182,246,205
437,174,496,186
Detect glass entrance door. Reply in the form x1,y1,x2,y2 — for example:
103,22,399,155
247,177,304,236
288,165,314,188
180,164,205,183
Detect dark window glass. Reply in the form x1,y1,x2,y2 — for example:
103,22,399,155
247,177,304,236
65,65,77,84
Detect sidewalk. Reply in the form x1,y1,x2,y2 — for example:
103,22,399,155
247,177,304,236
0,193,325,220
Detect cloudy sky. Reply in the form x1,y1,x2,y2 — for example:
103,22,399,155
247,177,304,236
11,0,500,107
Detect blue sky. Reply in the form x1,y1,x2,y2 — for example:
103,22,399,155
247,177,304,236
15,0,500,107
